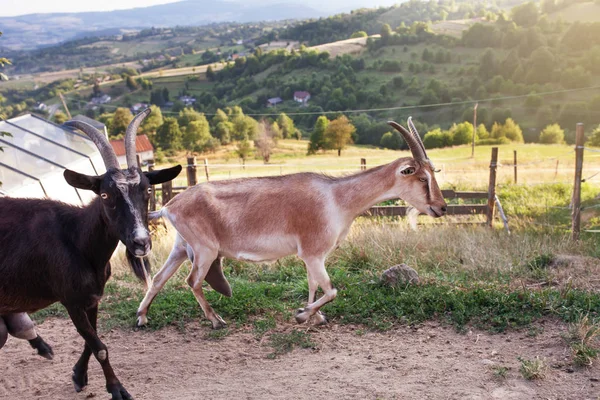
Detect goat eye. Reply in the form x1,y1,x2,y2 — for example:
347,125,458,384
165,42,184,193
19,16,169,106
419,178,427,183
100,193,108,199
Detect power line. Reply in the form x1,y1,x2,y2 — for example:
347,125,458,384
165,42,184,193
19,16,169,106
62,84,600,117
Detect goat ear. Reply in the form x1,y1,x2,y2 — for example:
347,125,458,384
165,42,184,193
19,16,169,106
145,165,182,185
63,169,102,193
398,166,416,176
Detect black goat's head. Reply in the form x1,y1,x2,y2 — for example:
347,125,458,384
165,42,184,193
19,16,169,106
63,109,181,259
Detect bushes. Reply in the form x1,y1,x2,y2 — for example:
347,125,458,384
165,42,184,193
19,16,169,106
587,125,600,147
423,128,453,149
380,131,403,150
478,137,511,145
539,124,565,144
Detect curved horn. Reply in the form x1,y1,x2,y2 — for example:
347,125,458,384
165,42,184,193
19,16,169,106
64,120,120,170
387,120,426,160
125,108,151,168
407,117,435,168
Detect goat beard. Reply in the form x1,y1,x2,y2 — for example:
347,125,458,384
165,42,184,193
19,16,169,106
406,206,420,231
125,250,152,289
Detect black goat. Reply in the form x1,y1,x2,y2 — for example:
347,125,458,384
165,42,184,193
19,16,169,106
0,109,181,400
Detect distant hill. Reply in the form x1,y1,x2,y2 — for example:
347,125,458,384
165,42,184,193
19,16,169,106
548,1,600,23
0,0,325,50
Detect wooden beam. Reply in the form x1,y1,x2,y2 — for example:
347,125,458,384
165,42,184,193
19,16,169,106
363,204,488,217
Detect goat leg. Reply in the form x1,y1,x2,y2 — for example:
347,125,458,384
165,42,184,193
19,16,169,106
72,306,98,392
0,317,7,349
3,313,54,359
65,304,132,400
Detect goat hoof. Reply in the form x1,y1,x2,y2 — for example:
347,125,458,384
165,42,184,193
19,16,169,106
211,316,227,330
295,308,310,324
108,383,133,400
313,311,328,326
136,315,148,327
30,335,54,360
72,371,88,392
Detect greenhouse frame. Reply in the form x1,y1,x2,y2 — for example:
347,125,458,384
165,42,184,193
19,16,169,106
0,114,107,205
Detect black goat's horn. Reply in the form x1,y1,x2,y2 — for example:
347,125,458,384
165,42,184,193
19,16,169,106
64,120,120,170
125,108,151,168
387,120,427,161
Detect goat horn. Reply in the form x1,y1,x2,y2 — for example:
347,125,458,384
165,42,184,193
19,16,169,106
125,108,151,169
407,117,434,168
387,120,426,161
64,120,120,170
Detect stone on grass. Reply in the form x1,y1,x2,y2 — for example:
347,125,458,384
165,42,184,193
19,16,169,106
381,264,420,287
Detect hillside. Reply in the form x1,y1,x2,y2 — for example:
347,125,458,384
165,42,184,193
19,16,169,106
0,0,324,50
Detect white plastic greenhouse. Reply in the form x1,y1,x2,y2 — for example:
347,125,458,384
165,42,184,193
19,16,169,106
0,114,107,205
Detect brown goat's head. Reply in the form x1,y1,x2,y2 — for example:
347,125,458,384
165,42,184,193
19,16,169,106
388,118,447,218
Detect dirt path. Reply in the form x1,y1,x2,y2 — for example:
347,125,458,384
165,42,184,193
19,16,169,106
1,318,599,400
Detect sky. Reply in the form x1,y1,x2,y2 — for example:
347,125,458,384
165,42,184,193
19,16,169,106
0,0,184,17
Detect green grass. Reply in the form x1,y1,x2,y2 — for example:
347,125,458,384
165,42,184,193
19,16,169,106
518,356,548,380
267,329,316,359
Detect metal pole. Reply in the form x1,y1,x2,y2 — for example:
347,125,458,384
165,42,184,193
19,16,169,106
572,123,585,241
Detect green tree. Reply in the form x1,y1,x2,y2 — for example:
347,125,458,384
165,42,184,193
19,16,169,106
380,24,393,41
178,108,204,127
511,2,539,27
423,128,453,149
111,107,134,138
587,125,600,147
156,117,183,150
140,105,163,136
277,113,295,139
478,48,497,80
324,115,355,156
380,131,403,150
126,75,138,91
183,116,211,151
53,111,68,125
477,124,489,140
450,122,474,145
236,134,252,167
351,31,368,38
308,116,329,154
539,124,565,144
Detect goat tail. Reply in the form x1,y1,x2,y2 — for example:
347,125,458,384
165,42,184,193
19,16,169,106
148,209,164,221
126,250,153,288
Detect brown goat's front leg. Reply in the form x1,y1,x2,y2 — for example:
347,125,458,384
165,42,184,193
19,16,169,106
65,304,132,400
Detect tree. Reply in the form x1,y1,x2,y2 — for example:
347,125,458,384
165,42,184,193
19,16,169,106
511,2,539,27
539,124,565,144
140,105,163,136
126,75,138,91
478,49,497,80
212,108,229,127
308,116,329,154
214,121,233,145
53,111,68,125
178,108,204,127
491,118,524,143
254,120,277,163
380,24,393,42
587,125,600,147
156,117,183,150
183,116,211,151
111,108,134,138
380,131,403,150
351,31,368,38
236,134,252,167
206,65,216,81
324,115,355,156
423,128,453,149
277,113,295,139
450,122,474,145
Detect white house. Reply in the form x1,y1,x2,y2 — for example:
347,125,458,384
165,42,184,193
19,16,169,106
293,91,311,104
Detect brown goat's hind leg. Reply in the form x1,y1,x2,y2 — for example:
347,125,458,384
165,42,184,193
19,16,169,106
187,249,225,329
65,304,132,400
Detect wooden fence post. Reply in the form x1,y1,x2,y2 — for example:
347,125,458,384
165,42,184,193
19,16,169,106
360,158,366,171
513,150,517,184
187,156,197,187
162,181,172,206
148,159,156,211
204,158,210,181
572,123,585,241
486,147,498,228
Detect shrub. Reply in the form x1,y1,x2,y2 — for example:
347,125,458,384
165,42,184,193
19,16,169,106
477,137,511,145
380,131,403,150
450,122,474,146
423,128,453,149
539,124,565,144
587,125,600,147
